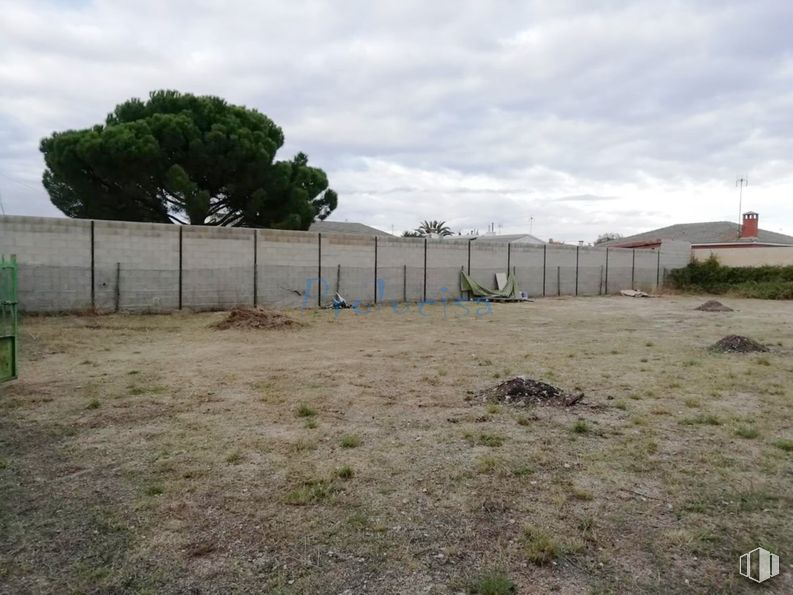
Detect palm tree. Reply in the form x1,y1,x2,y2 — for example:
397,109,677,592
416,220,453,237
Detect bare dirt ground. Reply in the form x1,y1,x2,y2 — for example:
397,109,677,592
1,296,792,594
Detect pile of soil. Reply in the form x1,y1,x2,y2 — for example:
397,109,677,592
480,376,584,407
709,335,768,353
213,307,303,330
695,300,733,312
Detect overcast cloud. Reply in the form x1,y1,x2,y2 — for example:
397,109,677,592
2,0,793,241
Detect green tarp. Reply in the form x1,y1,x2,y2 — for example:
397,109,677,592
460,270,522,299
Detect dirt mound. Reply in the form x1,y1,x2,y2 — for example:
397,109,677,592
710,335,768,353
213,307,303,330
695,300,733,312
480,377,583,407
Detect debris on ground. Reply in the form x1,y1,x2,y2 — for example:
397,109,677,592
620,289,654,298
709,335,768,353
213,307,303,330
695,300,733,312
479,376,584,407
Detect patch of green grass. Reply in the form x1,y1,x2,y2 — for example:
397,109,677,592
477,433,505,447
225,449,242,464
571,487,593,501
335,465,354,480
476,456,499,474
284,479,335,505
613,400,627,410
486,403,501,415
515,415,532,426
304,418,318,429
572,419,590,434
680,414,722,426
128,386,146,396
755,356,771,366
735,425,759,439
639,357,648,363
295,403,316,418
511,465,534,477
86,399,101,410
773,439,793,452
340,434,362,448
522,526,561,565
144,484,164,497
684,398,701,408
466,570,516,595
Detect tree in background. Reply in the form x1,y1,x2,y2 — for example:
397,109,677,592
595,232,623,245
402,221,454,237
40,90,337,228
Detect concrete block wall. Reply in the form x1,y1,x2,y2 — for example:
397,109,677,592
376,237,424,302
426,238,468,301
0,215,691,312
470,241,508,290
182,226,254,310
544,245,577,295
94,220,180,312
510,244,545,296
605,248,634,292
577,247,608,295
633,249,659,291
0,216,92,312
321,233,375,306
257,229,318,308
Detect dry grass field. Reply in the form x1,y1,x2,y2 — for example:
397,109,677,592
1,296,792,594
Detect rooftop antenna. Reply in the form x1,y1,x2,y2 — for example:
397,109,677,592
736,176,748,234
529,216,534,234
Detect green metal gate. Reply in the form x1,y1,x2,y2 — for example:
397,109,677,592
0,255,18,382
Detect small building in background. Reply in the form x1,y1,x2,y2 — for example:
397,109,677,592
602,212,793,266
308,221,392,237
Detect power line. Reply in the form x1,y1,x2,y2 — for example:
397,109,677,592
0,171,40,192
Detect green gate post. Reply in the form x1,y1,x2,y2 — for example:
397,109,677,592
0,254,18,382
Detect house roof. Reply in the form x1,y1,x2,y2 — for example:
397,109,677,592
474,233,545,245
308,221,392,237
603,221,793,247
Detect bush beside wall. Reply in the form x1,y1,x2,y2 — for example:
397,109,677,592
668,256,793,299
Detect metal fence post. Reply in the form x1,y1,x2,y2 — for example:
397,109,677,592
317,232,322,308
656,248,661,288
373,236,378,304
403,264,407,302
542,244,547,297
178,226,183,310
253,229,258,307
90,220,95,310
115,262,121,312
423,238,427,302
604,247,609,295
575,245,580,296
631,248,636,289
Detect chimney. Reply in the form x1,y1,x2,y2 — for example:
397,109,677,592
741,212,759,238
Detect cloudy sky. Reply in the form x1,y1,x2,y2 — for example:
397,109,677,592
2,0,793,242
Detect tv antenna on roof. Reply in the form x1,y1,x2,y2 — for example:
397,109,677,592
736,176,748,231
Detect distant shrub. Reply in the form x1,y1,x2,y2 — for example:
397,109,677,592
668,256,793,299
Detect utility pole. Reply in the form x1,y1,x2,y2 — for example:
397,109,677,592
529,216,534,234
736,176,749,233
